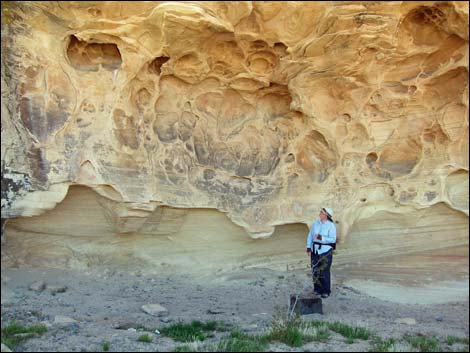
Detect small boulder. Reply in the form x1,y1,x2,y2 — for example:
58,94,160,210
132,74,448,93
54,315,77,326
29,281,46,292
142,304,168,317
47,285,68,295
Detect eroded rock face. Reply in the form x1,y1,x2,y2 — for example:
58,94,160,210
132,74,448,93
1,2,468,282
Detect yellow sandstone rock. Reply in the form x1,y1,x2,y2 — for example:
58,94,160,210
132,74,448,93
1,2,468,291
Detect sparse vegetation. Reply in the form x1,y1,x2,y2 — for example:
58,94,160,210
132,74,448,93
445,335,469,346
309,319,373,343
312,326,331,342
172,341,217,352
326,321,373,342
217,330,268,352
263,310,305,347
262,311,334,347
137,333,153,343
368,334,470,352
1,321,48,349
162,316,469,352
186,316,335,352
298,321,331,343
404,334,441,352
1,313,466,353
160,320,228,342
265,322,304,347
370,337,397,352
134,324,158,332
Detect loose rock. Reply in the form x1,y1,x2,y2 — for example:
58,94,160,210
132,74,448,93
29,281,46,292
142,304,168,317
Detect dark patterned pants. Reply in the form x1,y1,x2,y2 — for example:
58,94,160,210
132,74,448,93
311,249,333,295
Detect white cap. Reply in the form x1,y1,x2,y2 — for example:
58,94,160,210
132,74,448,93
323,207,333,218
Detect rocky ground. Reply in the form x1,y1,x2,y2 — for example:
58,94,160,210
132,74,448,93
1,266,469,352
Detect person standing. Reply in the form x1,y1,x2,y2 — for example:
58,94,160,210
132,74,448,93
306,207,336,298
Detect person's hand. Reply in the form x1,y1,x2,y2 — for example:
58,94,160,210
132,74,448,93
306,248,311,257
316,234,322,240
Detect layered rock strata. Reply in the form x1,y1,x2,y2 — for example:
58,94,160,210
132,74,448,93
1,2,468,285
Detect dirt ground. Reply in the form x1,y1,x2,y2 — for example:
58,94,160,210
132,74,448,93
1,265,469,352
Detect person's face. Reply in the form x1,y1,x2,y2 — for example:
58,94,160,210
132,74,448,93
319,209,328,221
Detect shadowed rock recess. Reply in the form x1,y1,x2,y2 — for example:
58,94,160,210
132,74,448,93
1,2,468,291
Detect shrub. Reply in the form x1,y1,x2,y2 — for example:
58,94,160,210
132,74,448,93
137,333,153,343
102,341,110,351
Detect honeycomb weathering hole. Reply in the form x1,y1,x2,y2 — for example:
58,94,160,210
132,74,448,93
149,56,170,75
66,35,122,72
366,152,378,166
409,6,446,26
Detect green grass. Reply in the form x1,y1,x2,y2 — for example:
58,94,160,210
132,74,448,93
102,341,110,351
165,316,469,353
327,321,372,342
137,333,153,343
171,330,269,352
1,321,48,349
1,337,15,350
166,316,332,350
404,334,441,352
160,320,228,343
167,316,468,353
217,330,268,352
263,314,305,348
368,334,469,352
263,316,372,348
445,335,469,346
305,324,331,343
370,337,397,352
265,323,304,347
263,315,331,347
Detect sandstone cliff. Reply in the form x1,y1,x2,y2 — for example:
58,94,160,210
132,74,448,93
1,2,468,286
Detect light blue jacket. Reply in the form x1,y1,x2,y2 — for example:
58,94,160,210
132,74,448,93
306,219,336,255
